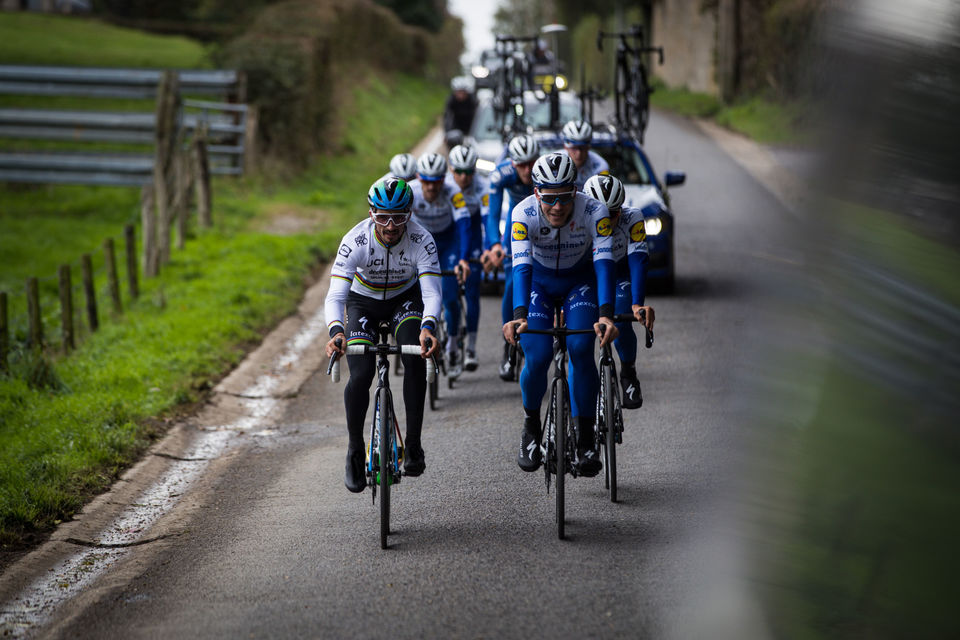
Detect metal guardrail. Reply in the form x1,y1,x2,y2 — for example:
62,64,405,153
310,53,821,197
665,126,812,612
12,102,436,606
0,66,250,186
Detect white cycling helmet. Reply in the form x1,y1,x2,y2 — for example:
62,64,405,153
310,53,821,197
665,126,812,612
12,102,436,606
584,174,625,211
448,144,478,171
416,152,447,181
451,76,471,92
562,119,593,145
507,134,539,163
532,152,577,188
389,153,417,181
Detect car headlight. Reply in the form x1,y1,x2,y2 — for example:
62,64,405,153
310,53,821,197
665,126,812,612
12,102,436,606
644,217,663,236
472,65,490,79
476,158,497,173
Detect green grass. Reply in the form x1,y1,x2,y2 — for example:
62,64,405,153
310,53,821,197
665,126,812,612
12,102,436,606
650,82,722,119
0,71,446,546
0,13,210,68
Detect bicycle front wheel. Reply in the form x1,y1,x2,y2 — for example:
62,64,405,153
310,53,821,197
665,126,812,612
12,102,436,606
602,362,618,502
378,386,392,549
553,378,568,540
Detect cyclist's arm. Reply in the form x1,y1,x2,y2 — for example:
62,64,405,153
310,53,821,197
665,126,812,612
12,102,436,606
450,190,472,262
592,150,610,176
624,209,649,306
590,203,617,319
416,240,443,334
323,240,359,337
509,211,533,320
485,170,506,251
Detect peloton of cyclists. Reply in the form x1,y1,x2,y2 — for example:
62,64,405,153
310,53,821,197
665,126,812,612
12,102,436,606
584,174,657,409
445,144,488,370
480,133,539,381
503,152,620,478
410,152,473,378
323,177,441,492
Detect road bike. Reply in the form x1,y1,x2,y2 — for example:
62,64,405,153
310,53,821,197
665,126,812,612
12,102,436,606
597,24,664,143
492,34,538,139
595,312,653,503
328,326,436,549
515,304,595,540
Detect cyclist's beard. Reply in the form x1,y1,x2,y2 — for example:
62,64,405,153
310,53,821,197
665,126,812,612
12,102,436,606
377,225,405,246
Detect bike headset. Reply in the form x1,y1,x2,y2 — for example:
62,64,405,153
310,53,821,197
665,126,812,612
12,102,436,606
389,153,417,181
562,120,593,146
416,152,447,182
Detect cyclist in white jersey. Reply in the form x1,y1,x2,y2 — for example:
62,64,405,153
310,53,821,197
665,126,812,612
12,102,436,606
562,119,610,192
410,152,473,377
324,177,441,492
445,144,488,370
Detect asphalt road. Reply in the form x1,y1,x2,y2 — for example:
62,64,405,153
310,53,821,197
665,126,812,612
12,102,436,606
11,111,802,639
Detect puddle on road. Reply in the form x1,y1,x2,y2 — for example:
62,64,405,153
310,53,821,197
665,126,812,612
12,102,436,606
0,306,329,638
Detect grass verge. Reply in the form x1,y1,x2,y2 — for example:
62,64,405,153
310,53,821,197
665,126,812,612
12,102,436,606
0,70,446,547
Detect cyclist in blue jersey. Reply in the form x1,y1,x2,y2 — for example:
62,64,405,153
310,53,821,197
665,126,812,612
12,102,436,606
503,152,619,477
324,177,442,491
410,152,473,378
561,120,610,192
584,174,656,409
480,133,539,381
445,144,488,370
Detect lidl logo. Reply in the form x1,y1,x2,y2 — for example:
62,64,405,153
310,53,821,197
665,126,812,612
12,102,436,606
596,217,613,237
481,194,489,206
630,221,646,242
512,222,528,241
452,192,466,208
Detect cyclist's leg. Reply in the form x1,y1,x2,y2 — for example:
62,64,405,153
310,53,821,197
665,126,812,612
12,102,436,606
515,281,552,470
392,290,427,475
437,238,460,347
465,248,482,351
343,295,380,449
563,283,600,419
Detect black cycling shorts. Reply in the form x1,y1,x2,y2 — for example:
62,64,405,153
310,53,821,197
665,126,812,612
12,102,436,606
344,286,423,346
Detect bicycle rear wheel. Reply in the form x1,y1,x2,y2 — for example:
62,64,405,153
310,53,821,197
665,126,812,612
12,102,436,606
378,387,392,549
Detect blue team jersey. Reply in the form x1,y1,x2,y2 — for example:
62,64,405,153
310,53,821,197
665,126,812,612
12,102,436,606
485,160,534,250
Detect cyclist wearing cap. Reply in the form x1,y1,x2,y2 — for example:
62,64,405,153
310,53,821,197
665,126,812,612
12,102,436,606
324,177,441,492
561,119,610,192
410,152,473,378
504,152,619,478
380,152,417,183
445,144,488,371
584,174,656,409
481,133,538,381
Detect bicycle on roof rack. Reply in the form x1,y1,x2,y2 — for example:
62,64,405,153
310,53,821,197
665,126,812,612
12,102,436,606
492,34,538,140
597,24,664,144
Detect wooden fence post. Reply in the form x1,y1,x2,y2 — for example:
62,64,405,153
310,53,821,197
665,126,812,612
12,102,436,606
125,224,140,298
26,277,42,350
104,238,122,314
154,70,180,266
81,254,98,332
194,126,212,228
0,291,8,372
58,264,74,352
141,183,158,278
243,105,259,175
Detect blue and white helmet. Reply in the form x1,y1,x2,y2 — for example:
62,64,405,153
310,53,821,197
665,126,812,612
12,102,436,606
448,144,479,171
532,152,577,188
389,153,417,181
416,152,447,181
368,177,413,211
584,174,625,211
507,134,539,163
562,119,593,145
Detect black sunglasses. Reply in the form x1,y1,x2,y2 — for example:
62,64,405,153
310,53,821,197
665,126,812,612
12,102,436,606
538,190,576,206
454,168,475,175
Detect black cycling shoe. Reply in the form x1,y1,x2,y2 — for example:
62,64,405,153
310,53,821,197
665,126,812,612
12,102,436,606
404,444,425,477
344,447,366,493
517,417,542,472
575,448,602,477
620,371,643,409
498,342,515,381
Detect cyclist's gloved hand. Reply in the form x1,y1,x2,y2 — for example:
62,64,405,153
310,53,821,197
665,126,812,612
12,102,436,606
325,334,345,359
456,259,471,284
595,317,618,347
632,304,655,330
503,320,526,345
419,329,439,358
